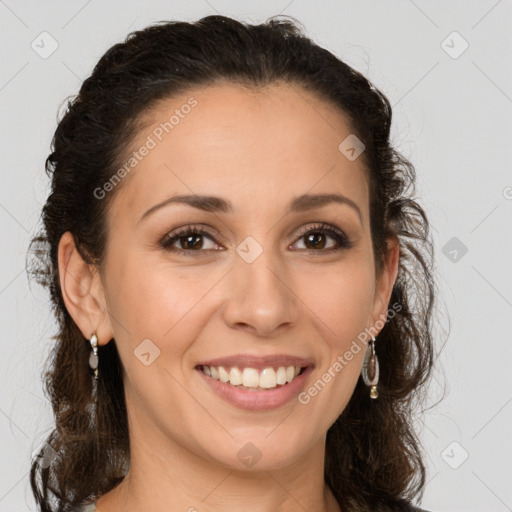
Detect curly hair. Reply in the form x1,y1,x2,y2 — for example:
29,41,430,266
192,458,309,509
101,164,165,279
28,14,439,512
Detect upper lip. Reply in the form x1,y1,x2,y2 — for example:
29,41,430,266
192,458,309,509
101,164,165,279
196,354,315,371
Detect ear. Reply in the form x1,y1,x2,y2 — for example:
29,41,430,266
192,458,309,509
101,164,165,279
58,231,114,346
369,236,400,332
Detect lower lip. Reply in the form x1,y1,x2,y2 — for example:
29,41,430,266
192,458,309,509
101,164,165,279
196,366,314,411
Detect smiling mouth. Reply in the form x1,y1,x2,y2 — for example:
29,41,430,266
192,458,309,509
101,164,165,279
196,364,307,391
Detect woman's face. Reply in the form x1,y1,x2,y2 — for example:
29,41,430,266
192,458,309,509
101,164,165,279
97,82,398,471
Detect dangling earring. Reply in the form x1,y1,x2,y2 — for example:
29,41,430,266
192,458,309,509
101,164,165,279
88,333,99,404
361,336,379,399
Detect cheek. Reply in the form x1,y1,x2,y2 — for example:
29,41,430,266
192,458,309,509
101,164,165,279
105,251,223,361
297,259,374,400
295,266,372,425
299,259,375,338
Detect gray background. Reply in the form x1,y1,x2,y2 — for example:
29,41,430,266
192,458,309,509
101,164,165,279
1,0,511,510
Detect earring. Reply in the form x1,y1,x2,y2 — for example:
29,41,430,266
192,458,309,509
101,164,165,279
88,333,99,404
361,336,379,399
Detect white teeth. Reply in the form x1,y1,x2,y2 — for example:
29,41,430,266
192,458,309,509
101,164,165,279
200,364,304,389
276,366,287,385
242,368,260,387
218,366,229,383
259,368,276,388
229,367,243,385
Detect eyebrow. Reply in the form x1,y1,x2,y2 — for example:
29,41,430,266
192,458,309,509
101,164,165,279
138,192,363,225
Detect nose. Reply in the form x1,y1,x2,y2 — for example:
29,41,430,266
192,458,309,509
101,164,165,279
221,247,299,337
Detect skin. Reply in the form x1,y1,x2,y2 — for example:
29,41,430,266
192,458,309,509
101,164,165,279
59,81,399,512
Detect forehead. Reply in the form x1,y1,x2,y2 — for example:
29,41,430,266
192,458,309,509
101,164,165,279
109,81,369,223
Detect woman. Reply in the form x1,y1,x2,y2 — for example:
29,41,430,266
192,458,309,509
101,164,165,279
29,14,437,512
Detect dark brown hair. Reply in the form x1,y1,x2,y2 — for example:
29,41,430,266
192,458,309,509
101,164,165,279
28,14,439,511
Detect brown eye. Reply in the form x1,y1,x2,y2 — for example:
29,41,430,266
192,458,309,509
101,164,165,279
177,233,205,250
161,225,220,252
292,224,353,252
303,232,329,250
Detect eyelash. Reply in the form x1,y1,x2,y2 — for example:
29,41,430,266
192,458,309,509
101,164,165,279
160,223,354,255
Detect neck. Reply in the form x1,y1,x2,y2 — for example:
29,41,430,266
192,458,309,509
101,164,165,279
97,415,341,512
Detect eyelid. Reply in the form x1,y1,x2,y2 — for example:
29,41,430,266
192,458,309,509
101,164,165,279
293,222,346,241
160,222,353,253
290,223,353,251
160,224,221,248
